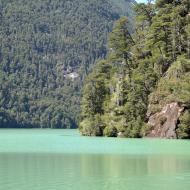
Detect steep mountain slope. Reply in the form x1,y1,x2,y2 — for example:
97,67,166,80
0,0,135,128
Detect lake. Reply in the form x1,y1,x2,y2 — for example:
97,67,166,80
0,129,190,190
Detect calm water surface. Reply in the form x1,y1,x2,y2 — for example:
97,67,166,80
0,129,190,190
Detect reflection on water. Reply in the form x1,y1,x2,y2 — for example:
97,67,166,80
0,153,190,190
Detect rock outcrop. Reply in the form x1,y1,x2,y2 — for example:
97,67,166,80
147,102,184,139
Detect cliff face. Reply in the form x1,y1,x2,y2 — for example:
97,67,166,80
147,103,184,139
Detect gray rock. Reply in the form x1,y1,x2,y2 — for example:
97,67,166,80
147,102,184,139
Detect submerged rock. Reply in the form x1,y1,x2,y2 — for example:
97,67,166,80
147,102,184,139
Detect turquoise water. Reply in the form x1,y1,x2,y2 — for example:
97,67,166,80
0,129,190,190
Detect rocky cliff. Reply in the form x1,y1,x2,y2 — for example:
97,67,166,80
147,102,184,139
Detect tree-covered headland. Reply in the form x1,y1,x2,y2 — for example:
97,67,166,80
80,0,190,139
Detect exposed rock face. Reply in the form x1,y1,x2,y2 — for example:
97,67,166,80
147,102,184,139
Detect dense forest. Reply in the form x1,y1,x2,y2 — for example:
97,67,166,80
0,0,135,128
80,0,190,139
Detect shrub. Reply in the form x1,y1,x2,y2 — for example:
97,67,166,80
103,125,118,137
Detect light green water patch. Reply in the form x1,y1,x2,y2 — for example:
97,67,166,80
0,129,190,155
0,129,190,190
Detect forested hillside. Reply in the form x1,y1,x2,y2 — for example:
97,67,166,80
80,0,190,138
0,0,135,128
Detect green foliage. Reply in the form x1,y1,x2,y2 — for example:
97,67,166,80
79,114,104,136
177,110,190,139
80,0,190,138
0,0,135,128
109,17,134,60
81,60,112,118
123,117,145,138
149,57,190,111
103,125,118,137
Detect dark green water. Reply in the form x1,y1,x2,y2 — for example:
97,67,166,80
0,129,190,190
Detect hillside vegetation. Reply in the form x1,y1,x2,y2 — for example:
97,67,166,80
0,0,135,128
79,0,190,138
